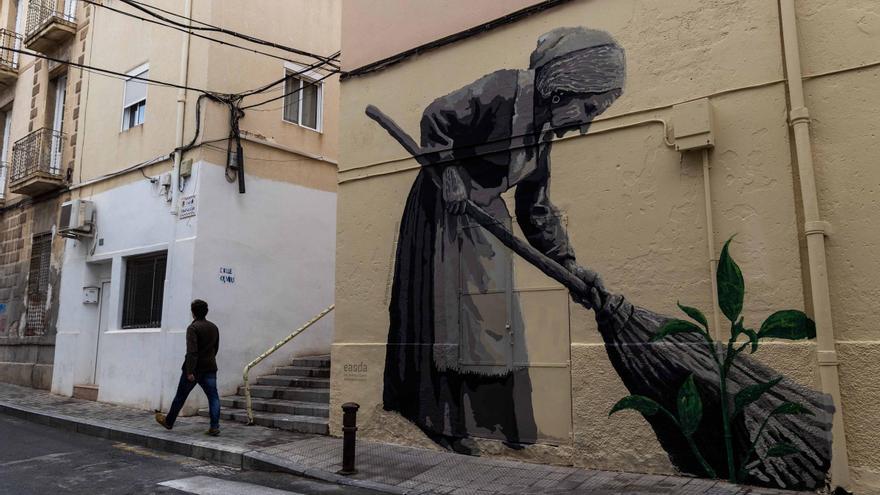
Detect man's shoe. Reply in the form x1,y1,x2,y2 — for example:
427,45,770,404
206,428,220,436
154,411,172,430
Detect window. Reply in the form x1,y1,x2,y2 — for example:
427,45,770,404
283,72,322,131
122,64,148,130
25,233,52,336
121,252,166,329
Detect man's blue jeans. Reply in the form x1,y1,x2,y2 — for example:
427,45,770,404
165,370,220,429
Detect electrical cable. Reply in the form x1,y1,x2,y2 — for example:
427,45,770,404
242,70,339,109
4,45,214,94
82,0,338,72
120,0,340,68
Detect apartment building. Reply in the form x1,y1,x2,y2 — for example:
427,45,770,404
0,0,340,419
0,0,84,389
332,0,879,493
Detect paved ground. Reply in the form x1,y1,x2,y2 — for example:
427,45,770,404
0,414,381,495
0,383,813,495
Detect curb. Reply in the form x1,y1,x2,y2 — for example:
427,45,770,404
0,400,406,495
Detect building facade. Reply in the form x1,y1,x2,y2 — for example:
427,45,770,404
0,0,340,418
0,0,86,389
332,1,880,493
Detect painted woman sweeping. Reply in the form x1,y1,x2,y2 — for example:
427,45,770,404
369,26,833,490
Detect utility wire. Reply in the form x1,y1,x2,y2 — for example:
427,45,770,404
120,0,340,69
81,0,337,72
242,71,339,109
3,45,215,94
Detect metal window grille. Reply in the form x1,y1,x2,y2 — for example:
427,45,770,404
26,0,76,39
11,128,66,183
25,232,52,335
0,29,22,71
121,252,167,329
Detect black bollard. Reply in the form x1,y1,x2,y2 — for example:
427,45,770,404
338,402,360,475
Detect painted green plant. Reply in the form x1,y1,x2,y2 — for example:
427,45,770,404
609,237,817,483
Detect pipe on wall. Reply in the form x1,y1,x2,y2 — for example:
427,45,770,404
700,149,722,340
170,0,194,215
778,0,850,488
159,0,193,411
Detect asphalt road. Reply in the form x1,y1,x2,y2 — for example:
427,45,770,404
0,414,381,495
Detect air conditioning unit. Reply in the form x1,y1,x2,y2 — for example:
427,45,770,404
59,200,96,238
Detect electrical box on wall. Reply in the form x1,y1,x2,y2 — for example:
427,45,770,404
180,159,193,178
83,286,99,304
672,98,715,151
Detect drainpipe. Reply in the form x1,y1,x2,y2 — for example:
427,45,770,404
778,0,850,488
159,0,193,410
171,0,193,215
700,149,722,340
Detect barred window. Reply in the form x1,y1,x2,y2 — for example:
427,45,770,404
25,232,52,335
121,252,166,329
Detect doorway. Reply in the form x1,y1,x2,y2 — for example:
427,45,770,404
91,280,111,384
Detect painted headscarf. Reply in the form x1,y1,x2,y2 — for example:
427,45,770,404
530,27,626,99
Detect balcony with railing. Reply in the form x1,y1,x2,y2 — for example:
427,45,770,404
0,30,22,85
25,0,76,53
10,128,66,196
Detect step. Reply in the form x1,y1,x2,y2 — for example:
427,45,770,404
72,384,99,402
199,408,329,435
256,375,329,389
274,366,330,378
219,396,329,418
290,355,330,368
237,385,329,403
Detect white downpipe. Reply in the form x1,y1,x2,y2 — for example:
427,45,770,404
778,0,850,488
159,0,193,411
701,149,722,340
170,0,193,216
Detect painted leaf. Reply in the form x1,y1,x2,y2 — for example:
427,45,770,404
772,402,814,417
766,442,802,458
742,328,759,353
678,302,708,329
676,375,703,437
651,319,704,342
733,376,782,417
609,395,660,417
716,237,744,322
758,310,817,340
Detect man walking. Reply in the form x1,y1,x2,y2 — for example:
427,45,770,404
155,299,221,436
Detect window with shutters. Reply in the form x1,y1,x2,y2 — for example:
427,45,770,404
25,232,52,336
121,251,166,329
282,67,322,132
122,63,148,131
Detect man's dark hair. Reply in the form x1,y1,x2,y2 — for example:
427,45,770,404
191,299,209,320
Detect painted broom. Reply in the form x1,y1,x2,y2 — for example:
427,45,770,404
365,105,834,490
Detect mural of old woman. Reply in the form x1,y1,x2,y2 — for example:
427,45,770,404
379,27,626,455
370,23,832,492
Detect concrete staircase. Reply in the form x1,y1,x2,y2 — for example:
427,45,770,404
199,355,330,435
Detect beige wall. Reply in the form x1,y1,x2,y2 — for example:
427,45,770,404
335,0,880,492
76,0,340,190
340,0,543,70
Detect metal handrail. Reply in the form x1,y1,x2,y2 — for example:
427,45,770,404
10,128,66,183
0,29,23,71
243,304,335,424
26,0,76,40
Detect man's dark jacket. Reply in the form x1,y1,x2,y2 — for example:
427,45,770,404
183,319,219,375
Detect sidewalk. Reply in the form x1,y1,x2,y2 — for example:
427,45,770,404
0,383,810,495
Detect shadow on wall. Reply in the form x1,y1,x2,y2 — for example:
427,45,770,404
366,26,833,491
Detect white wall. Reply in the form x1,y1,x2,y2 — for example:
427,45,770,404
193,162,337,399
52,160,337,414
